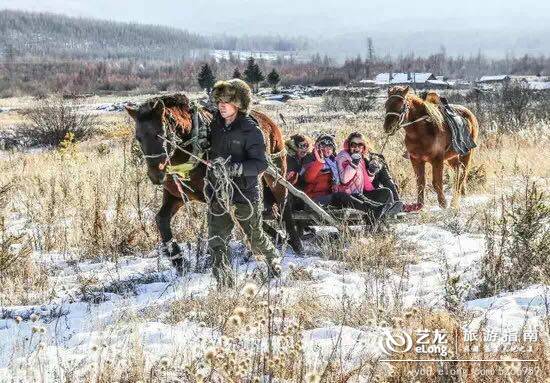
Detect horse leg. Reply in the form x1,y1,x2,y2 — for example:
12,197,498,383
156,189,186,274
431,159,447,208
411,158,426,206
459,151,473,196
447,157,462,209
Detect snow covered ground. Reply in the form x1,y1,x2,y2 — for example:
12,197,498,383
1,190,548,381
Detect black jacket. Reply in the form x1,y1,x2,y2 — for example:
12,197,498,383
207,112,268,203
366,153,400,202
286,152,314,190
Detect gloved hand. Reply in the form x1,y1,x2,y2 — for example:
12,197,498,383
207,157,226,183
367,158,383,176
313,145,325,163
351,152,362,166
227,162,243,177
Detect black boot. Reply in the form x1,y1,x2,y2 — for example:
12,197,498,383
288,237,304,255
385,201,404,217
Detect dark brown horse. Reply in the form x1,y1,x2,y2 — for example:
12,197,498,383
383,86,479,208
125,94,295,269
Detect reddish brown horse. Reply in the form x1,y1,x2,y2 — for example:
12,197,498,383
383,86,479,208
125,94,294,268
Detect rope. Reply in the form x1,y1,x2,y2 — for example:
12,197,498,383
202,156,255,221
155,131,256,222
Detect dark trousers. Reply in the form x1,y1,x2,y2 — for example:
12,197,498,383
331,188,394,225
208,200,280,288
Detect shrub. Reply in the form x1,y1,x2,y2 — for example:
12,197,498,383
322,88,376,114
477,181,550,298
17,97,98,147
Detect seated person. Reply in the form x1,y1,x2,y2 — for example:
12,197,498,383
302,134,341,205
335,132,403,227
283,134,314,254
367,152,402,207
285,133,313,189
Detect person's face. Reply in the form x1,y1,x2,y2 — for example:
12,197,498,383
319,144,334,157
296,141,309,159
218,102,239,120
349,140,365,155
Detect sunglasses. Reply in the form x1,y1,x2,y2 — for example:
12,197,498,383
350,142,365,148
318,139,334,147
296,142,309,150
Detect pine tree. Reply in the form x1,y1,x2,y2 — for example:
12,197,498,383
197,63,216,93
267,68,281,91
244,57,265,93
367,37,375,61
232,67,242,79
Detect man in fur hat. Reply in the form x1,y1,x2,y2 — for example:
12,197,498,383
206,79,281,288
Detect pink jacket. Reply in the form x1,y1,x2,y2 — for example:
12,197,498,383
336,149,374,195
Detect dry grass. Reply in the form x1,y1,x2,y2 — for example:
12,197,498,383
0,180,50,305
1,93,549,381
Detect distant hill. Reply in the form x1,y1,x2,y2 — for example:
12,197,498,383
0,10,306,61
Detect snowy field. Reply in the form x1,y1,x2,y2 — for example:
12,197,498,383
1,191,548,381
0,93,548,382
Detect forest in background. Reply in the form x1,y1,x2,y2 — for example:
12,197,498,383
1,9,549,97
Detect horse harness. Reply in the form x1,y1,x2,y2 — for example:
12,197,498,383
385,94,431,136
141,102,211,168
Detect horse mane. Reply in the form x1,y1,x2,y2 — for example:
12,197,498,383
137,93,192,132
141,93,190,110
407,93,445,131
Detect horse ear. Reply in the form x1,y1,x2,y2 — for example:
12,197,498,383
152,99,165,115
403,85,411,94
125,106,138,120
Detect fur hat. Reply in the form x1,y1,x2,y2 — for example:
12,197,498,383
285,134,313,157
211,79,252,114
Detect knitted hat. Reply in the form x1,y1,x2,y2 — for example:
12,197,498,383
211,79,252,114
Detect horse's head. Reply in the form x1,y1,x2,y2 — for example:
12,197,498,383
125,95,192,185
126,100,167,184
383,85,411,133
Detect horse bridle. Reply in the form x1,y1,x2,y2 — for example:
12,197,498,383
384,94,430,135
385,94,409,128
141,105,205,168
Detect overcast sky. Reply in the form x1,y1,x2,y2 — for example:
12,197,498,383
1,0,549,37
